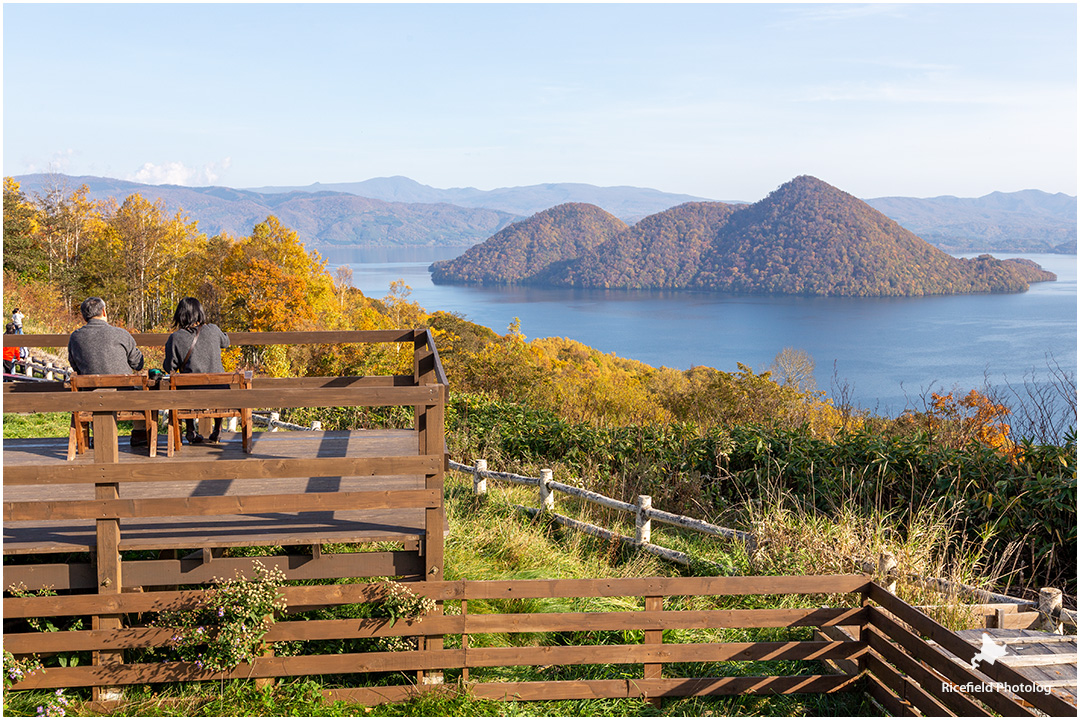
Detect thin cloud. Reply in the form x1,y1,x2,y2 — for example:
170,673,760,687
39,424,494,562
130,158,232,186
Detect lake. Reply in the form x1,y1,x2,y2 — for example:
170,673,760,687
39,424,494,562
329,247,1077,419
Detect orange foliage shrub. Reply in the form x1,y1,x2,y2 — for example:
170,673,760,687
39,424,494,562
927,390,1019,461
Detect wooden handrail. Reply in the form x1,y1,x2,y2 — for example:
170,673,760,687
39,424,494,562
868,583,1075,716
3,328,450,409
5,607,870,654
3,455,443,486
3,574,873,619
3,329,419,348
3,384,442,413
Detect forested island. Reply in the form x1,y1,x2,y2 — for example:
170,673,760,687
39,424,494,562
431,176,1057,296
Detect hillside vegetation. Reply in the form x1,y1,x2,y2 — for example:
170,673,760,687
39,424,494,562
4,176,1075,593
10,174,520,250
430,203,628,284
434,176,1057,296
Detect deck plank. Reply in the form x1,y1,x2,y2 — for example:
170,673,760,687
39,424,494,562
954,629,1077,706
4,429,439,554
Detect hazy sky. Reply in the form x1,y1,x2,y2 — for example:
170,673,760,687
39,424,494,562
4,3,1076,201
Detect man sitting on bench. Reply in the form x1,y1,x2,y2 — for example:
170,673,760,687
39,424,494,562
66,297,148,446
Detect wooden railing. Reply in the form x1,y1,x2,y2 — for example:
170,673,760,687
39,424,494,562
4,575,1072,714
4,328,448,584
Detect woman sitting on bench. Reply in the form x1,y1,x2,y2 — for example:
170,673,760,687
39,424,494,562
163,297,231,445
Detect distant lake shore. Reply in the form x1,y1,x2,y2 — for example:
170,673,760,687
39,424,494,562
331,248,1077,421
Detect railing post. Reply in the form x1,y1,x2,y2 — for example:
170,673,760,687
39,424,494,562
539,469,554,512
413,329,445,686
473,459,488,496
44,361,54,381
269,411,280,431
1040,587,1063,634
644,595,663,708
92,411,123,702
858,579,872,680
636,495,652,545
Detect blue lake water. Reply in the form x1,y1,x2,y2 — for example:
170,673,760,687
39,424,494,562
330,248,1077,418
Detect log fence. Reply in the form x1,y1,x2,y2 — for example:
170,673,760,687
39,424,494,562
451,458,1072,633
2,356,71,381
449,459,752,569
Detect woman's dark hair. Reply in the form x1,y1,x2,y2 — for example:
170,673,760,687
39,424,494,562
172,297,206,330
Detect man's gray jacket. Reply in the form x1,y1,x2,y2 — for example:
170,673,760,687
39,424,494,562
67,317,144,375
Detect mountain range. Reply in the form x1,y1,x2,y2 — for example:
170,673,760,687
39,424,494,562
431,176,1057,297
11,173,1076,255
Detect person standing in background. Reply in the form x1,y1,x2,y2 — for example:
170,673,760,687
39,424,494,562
12,308,24,333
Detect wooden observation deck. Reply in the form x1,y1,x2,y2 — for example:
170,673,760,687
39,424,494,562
3,329,448,591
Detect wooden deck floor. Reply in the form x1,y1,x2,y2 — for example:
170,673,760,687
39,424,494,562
4,429,436,555
955,628,1078,706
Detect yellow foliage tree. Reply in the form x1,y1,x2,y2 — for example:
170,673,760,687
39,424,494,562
219,216,335,332
81,194,205,331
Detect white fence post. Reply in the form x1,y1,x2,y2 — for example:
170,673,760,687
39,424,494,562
22,361,33,378
636,495,652,545
539,469,554,512
270,412,280,431
1040,587,1064,634
44,362,54,381
473,459,488,496
311,421,322,431
226,417,238,432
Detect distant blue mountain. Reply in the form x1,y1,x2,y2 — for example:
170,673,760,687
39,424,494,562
11,174,1075,254
12,174,520,250
865,190,1076,254
245,176,712,223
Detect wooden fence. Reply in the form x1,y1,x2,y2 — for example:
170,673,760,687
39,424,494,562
4,574,1074,714
451,459,1073,633
3,356,71,381
3,329,450,699
450,459,752,569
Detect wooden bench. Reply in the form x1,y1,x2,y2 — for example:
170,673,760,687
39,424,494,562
67,372,157,460
166,371,253,456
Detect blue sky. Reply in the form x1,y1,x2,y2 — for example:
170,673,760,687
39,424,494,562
3,3,1076,201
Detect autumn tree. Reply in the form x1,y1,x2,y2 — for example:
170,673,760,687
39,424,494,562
219,216,335,332
334,265,354,310
80,194,205,330
2,178,43,278
212,216,336,375
920,390,1019,460
33,180,103,308
769,347,817,392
